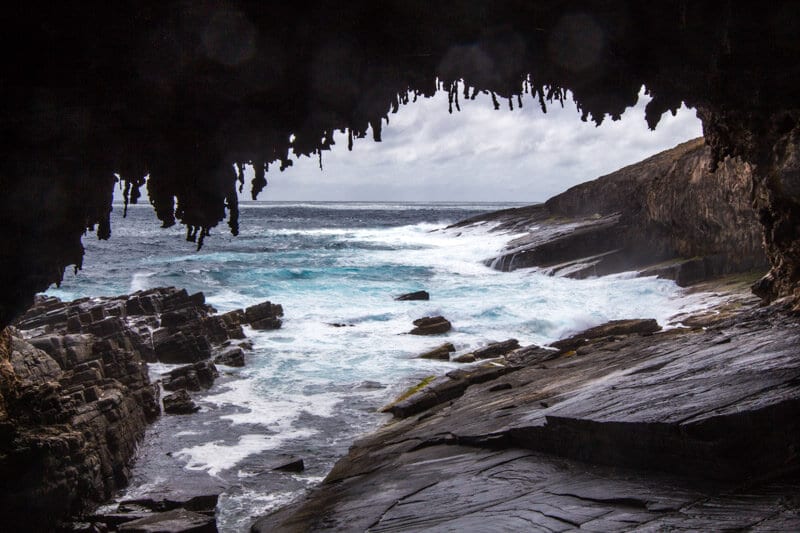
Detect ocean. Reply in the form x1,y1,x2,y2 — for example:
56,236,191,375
49,201,718,531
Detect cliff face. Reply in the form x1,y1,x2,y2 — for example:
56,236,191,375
474,138,767,285
0,322,158,530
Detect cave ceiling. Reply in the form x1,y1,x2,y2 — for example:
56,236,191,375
2,1,800,326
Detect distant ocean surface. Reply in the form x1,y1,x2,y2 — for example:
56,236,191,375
49,201,716,531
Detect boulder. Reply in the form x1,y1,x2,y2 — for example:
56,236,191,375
162,362,218,392
213,346,245,367
417,343,455,360
409,316,452,336
163,390,200,415
395,290,430,301
243,301,283,330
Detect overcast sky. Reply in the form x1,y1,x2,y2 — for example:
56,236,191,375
256,86,702,203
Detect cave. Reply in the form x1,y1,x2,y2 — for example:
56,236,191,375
2,2,800,529
2,1,800,329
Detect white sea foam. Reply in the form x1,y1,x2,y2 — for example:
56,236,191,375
174,432,314,477
129,270,155,292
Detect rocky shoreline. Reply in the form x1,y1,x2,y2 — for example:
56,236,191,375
452,138,768,287
255,276,800,531
0,287,283,531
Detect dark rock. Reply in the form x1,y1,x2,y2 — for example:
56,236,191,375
119,494,219,514
152,331,212,365
549,319,661,352
162,362,218,392
117,508,217,533
451,353,476,363
0,325,159,530
417,343,455,360
243,301,283,330
272,457,305,472
409,316,452,336
395,290,430,301
213,346,245,367
162,390,199,415
470,339,520,360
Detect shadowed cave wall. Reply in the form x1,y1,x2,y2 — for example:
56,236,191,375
2,1,800,327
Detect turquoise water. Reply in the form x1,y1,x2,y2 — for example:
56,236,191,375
54,201,715,531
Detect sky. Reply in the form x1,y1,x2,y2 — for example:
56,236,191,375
256,86,703,203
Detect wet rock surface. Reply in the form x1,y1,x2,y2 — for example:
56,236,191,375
395,290,430,301
1,287,283,530
162,390,200,415
409,316,452,336
255,296,800,531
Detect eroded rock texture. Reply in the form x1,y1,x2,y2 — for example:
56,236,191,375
457,138,768,284
255,299,800,532
0,287,280,530
2,2,800,325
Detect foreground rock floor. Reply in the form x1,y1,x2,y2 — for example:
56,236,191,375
255,292,800,531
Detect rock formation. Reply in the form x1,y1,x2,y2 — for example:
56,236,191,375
457,138,769,285
2,2,800,326
255,293,800,531
0,287,282,530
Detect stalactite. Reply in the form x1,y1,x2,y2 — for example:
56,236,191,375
348,128,354,151
491,92,500,110
251,160,267,200
236,162,245,193
122,180,131,217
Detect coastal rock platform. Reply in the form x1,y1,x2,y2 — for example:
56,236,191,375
255,291,800,531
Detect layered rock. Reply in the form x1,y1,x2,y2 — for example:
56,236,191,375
0,287,283,530
457,138,769,286
0,326,158,531
256,293,800,531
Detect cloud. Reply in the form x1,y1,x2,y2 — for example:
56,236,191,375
252,86,703,202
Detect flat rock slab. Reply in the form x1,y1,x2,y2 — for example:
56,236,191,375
118,508,217,532
255,305,800,531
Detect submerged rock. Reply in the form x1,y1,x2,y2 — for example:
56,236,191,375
395,290,430,301
409,316,452,336
417,343,455,360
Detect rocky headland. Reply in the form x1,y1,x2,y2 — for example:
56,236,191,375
453,138,768,287
0,287,282,531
